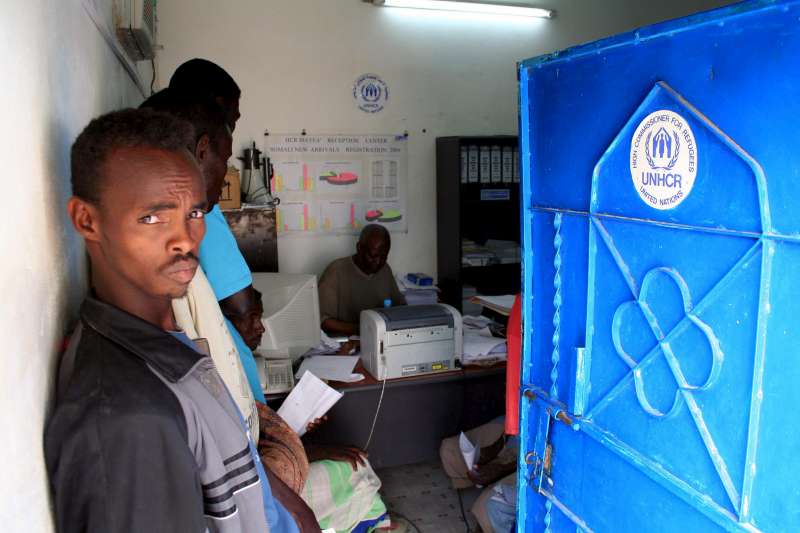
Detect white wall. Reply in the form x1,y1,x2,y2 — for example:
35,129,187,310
0,1,148,530
157,0,732,279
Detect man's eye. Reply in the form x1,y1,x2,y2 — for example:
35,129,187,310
189,209,206,220
139,214,161,225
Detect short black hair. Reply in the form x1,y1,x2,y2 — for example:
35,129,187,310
220,286,261,319
359,224,391,247
169,58,241,102
140,88,229,150
70,108,195,203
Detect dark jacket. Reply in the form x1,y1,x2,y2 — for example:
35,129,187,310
45,297,272,532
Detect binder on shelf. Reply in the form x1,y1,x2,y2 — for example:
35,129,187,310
502,146,513,183
490,145,502,183
468,145,479,183
479,145,491,184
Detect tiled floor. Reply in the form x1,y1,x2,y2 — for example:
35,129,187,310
377,462,482,533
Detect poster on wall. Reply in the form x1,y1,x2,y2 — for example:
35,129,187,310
266,134,408,236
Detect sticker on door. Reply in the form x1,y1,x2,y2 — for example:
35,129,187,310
630,109,698,210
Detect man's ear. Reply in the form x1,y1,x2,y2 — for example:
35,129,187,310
195,134,211,164
66,197,102,242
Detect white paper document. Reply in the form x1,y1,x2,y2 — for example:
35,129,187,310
472,294,516,315
462,315,494,329
459,432,477,470
277,371,343,436
295,355,360,382
302,330,343,356
463,331,506,357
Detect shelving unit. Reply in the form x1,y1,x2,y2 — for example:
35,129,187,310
436,135,521,312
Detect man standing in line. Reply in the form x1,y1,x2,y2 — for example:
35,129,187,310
45,108,307,532
139,89,262,435
166,60,266,408
139,90,319,531
164,60,390,531
170,57,242,130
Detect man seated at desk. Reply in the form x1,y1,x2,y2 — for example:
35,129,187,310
319,224,406,336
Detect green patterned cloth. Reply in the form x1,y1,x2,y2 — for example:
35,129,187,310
303,460,390,533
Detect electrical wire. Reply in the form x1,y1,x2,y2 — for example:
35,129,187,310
363,367,388,451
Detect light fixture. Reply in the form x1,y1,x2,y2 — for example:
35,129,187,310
370,0,554,19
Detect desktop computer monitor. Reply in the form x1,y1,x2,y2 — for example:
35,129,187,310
251,272,321,360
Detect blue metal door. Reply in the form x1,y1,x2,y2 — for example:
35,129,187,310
517,2,800,531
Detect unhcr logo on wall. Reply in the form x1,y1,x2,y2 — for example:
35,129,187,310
630,109,698,210
354,73,389,113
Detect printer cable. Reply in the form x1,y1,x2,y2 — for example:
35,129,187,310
363,363,388,451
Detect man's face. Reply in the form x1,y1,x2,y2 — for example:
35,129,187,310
204,131,233,207
356,234,389,275
93,147,207,301
227,291,266,351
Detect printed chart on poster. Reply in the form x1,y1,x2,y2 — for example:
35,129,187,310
266,134,408,236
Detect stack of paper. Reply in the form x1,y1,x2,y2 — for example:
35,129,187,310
277,371,343,436
461,314,507,364
302,330,343,356
294,355,362,383
470,294,516,316
396,273,439,306
485,239,521,264
463,331,507,363
463,315,493,329
462,239,498,267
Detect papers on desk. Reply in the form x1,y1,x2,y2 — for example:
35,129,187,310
295,355,362,382
277,371,343,437
470,294,516,316
303,330,344,356
462,315,507,364
462,315,493,329
459,432,477,470
396,273,439,306
463,332,507,364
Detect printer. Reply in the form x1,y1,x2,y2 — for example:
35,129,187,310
360,304,463,380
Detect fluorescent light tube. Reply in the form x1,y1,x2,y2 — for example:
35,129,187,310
375,0,553,19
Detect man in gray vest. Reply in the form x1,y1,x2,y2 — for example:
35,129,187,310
45,108,312,532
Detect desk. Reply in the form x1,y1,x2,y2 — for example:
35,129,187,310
300,363,506,469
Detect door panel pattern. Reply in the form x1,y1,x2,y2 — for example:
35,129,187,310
518,4,800,531
524,80,777,532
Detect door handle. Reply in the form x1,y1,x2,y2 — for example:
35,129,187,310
524,387,581,431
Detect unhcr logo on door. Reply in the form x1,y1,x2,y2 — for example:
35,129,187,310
630,109,698,210
354,73,389,113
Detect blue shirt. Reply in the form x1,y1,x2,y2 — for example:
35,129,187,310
227,318,266,403
200,205,266,403
200,206,252,301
